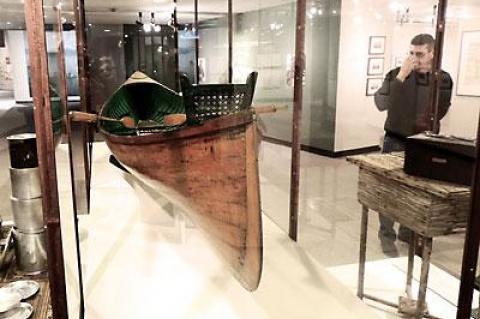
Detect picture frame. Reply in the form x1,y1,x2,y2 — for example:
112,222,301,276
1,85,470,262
366,78,383,96
456,30,480,96
367,57,384,75
369,36,386,55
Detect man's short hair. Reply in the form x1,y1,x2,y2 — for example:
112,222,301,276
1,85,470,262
411,34,435,51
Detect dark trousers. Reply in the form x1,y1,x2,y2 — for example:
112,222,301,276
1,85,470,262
378,133,412,240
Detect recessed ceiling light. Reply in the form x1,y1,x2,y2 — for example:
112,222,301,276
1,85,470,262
104,29,111,32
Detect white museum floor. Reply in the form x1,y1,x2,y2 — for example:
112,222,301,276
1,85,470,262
56,143,379,319
51,141,476,318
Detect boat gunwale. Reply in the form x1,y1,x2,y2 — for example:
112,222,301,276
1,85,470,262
101,111,254,145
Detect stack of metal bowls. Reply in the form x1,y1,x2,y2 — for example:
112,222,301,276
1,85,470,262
7,133,47,274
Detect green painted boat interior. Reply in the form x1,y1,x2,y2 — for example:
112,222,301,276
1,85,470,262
101,82,185,135
100,71,258,136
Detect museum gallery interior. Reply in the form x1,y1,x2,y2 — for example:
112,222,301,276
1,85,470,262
0,0,480,318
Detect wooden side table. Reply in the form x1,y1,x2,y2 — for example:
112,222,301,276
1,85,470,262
348,153,470,319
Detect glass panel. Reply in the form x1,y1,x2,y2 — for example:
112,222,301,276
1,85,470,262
286,0,473,317
443,0,480,315
442,0,480,140
198,0,228,83
231,1,296,233
1,0,81,317
44,1,82,318
0,0,27,217
178,0,196,84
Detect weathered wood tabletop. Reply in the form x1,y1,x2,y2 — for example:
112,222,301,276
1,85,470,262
0,253,51,318
347,153,471,237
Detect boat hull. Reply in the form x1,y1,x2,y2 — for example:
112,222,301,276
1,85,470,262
103,112,263,291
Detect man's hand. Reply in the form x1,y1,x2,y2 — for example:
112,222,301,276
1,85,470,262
396,56,417,82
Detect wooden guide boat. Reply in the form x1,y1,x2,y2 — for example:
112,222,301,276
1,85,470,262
91,72,263,291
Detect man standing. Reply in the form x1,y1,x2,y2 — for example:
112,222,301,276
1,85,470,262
374,34,453,255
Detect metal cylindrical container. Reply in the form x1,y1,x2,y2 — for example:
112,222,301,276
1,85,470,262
12,228,47,274
9,167,41,200
10,197,44,233
6,133,38,169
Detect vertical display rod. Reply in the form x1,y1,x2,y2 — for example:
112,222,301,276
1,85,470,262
173,0,180,91
430,0,447,133
228,0,233,83
72,0,93,216
288,0,306,241
56,6,86,318
194,0,200,84
23,0,68,317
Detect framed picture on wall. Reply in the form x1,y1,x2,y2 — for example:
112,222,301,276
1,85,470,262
367,57,384,75
366,78,383,96
369,36,386,55
457,30,480,96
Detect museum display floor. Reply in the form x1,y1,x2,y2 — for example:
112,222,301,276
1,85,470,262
55,143,380,319
51,141,474,318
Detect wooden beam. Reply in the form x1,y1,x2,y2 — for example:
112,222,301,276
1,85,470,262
457,92,480,317
23,0,68,317
289,0,306,241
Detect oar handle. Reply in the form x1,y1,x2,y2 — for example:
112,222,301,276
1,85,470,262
252,104,288,115
69,111,99,123
163,113,187,126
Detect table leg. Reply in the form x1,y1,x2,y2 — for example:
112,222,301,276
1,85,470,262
406,232,416,299
416,237,433,318
357,205,369,299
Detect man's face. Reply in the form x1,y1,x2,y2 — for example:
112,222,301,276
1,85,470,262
409,44,434,73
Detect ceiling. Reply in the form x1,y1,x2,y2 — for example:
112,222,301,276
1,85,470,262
0,0,479,28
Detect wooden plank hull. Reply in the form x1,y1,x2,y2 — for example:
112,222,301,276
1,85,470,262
103,112,263,291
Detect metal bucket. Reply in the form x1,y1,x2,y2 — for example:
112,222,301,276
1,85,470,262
12,228,47,274
10,197,44,233
6,133,38,169
9,167,41,200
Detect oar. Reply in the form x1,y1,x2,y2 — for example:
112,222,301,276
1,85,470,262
69,111,187,128
252,104,288,115
69,111,136,128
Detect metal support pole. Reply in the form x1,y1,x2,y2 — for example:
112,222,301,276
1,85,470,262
227,0,233,83
288,0,306,241
430,0,447,133
416,237,433,318
194,0,200,84
173,0,180,91
72,0,93,216
357,205,368,299
406,232,416,299
56,7,86,318
24,0,68,318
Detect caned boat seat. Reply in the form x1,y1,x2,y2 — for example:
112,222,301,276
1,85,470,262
180,72,258,123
